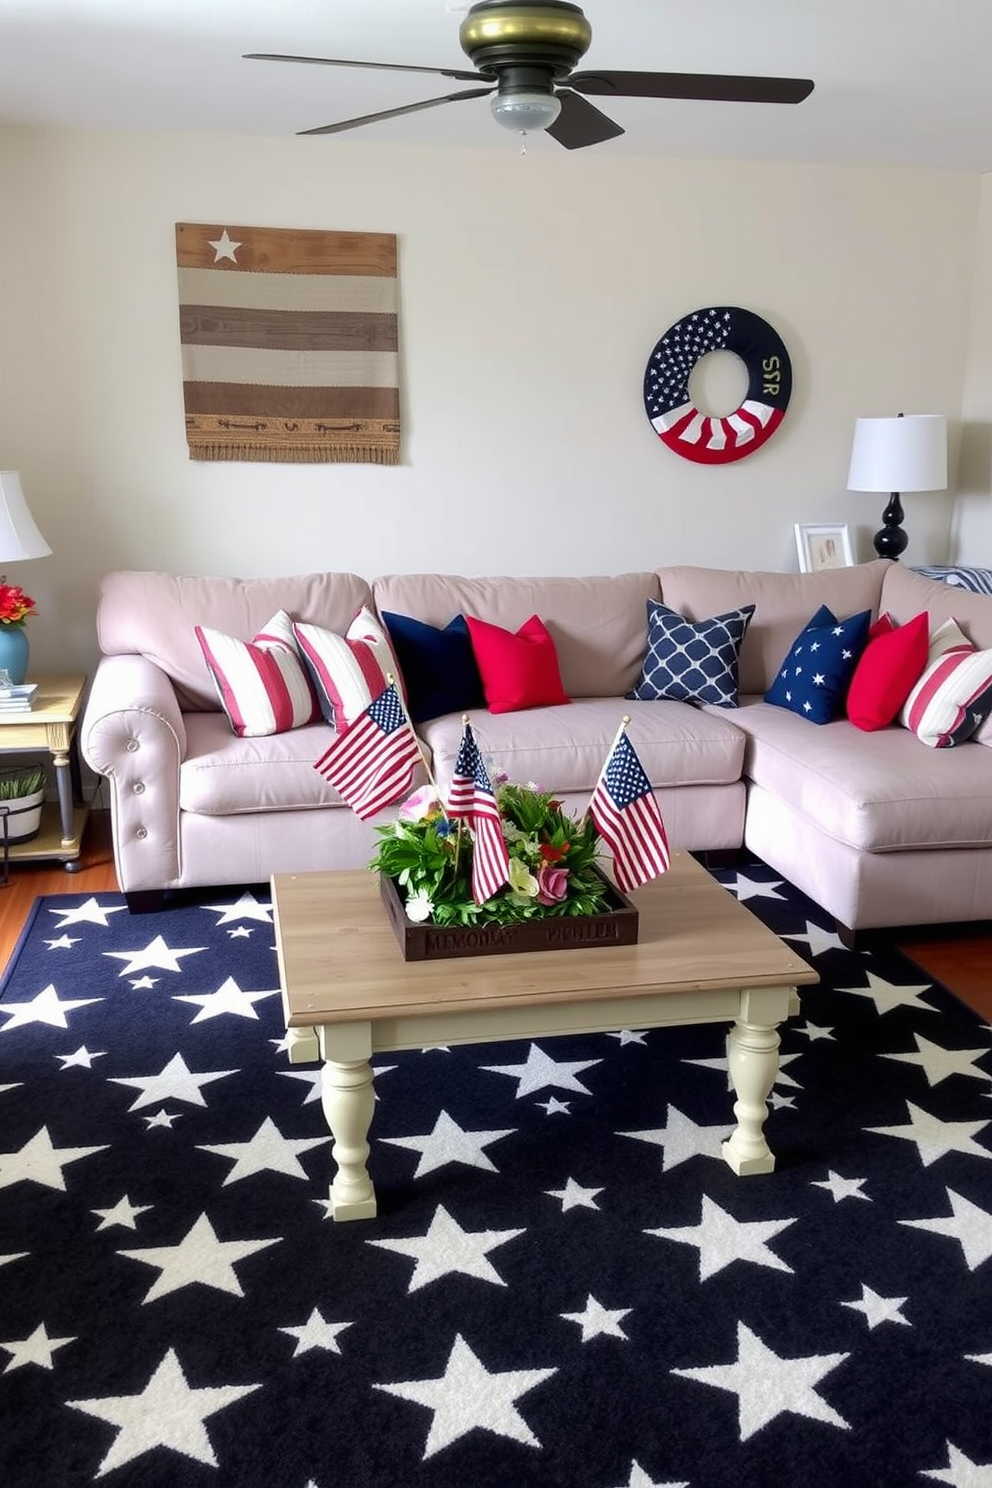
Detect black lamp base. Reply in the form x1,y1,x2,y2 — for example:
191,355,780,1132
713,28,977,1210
872,491,908,560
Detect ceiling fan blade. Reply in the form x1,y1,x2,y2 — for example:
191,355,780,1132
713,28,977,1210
568,71,815,105
298,87,493,137
243,53,484,84
546,89,624,150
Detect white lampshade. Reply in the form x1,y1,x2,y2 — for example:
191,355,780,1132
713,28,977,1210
847,414,948,493
0,472,52,562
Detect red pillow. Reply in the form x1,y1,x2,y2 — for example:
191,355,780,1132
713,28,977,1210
846,610,929,731
465,614,570,714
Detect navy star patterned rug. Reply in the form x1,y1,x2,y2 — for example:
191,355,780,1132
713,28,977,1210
1,862,991,1488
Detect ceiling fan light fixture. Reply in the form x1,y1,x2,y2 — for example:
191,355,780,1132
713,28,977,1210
490,87,561,131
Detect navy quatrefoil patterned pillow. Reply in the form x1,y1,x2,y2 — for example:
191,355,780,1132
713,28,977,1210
626,601,756,708
765,602,872,724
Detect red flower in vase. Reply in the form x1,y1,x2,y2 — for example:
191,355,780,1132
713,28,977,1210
0,584,37,627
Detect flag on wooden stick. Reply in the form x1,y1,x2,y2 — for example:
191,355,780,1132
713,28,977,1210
447,723,511,905
589,724,670,892
314,683,421,821
176,222,399,464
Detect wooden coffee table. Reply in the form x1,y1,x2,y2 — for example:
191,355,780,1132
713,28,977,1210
271,852,818,1220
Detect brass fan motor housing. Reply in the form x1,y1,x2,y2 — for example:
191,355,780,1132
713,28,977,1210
459,1,593,80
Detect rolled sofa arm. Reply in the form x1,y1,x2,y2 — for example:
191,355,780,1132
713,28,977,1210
80,655,188,894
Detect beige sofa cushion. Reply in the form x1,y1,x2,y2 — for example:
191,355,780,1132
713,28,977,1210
656,562,889,696
97,570,373,711
372,573,660,699
723,697,992,851
419,697,746,797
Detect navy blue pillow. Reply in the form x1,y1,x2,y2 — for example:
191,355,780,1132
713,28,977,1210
765,603,872,724
626,601,755,708
380,611,485,724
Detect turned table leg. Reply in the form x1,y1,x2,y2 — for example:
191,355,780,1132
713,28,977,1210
722,1016,780,1176
321,1057,377,1221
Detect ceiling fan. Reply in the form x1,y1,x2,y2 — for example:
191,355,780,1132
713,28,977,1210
244,0,814,151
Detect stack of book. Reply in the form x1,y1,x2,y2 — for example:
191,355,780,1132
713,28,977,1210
0,683,38,714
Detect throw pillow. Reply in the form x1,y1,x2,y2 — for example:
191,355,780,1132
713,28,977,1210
899,617,992,748
846,610,930,732
465,613,570,714
294,605,405,731
380,611,485,724
195,609,319,738
764,603,872,724
625,601,755,708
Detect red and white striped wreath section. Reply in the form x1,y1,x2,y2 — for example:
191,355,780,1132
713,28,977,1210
644,306,793,465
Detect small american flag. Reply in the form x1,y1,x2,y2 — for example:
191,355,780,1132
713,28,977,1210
589,728,670,892
314,682,421,821
447,723,510,905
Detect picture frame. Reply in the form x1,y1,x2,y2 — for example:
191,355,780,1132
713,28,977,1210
795,523,855,574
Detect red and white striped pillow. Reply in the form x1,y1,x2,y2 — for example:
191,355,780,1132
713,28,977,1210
196,610,320,738
899,617,992,748
293,605,405,731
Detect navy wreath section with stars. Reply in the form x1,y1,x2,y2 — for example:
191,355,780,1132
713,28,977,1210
1,869,991,1486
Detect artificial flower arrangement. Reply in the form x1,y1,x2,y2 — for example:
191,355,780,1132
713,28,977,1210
0,583,37,627
369,775,614,928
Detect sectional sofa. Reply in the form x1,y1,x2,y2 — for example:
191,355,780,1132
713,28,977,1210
80,561,992,934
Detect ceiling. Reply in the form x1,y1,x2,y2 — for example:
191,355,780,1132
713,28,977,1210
2,0,992,172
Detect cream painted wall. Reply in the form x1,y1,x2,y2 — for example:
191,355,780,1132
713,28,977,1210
0,124,979,676
953,171,992,565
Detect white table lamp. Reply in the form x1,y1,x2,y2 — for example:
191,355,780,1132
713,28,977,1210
846,413,947,560
0,472,52,563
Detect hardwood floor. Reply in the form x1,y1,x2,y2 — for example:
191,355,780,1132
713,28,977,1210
1,811,989,1021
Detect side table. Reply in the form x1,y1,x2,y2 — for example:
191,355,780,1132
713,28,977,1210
0,673,90,872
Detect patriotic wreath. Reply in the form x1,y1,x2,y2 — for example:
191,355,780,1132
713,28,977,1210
643,305,792,465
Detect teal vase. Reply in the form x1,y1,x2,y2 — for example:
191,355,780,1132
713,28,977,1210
0,625,29,685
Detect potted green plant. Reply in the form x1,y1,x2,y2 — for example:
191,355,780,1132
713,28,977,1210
0,763,46,842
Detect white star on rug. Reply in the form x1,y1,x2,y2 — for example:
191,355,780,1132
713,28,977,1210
373,1333,556,1458
228,925,254,939
0,1252,28,1269
201,891,272,925
0,1083,20,1096
174,977,280,1023
277,1068,323,1104
67,1348,261,1474
0,983,102,1031
43,934,79,950
901,1187,992,1271
560,1294,631,1342
646,1195,796,1280
47,897,127,928
1,1321,76,1372
207,229,241,262
55,1045,106,1069
103,935,207,976
545,1177,603,1211
481,1042,602,1098
836,971,937,1016
279,1307,353,1357
536,1096,571,1115
841,1284,910,1329
725,873,786,903
795,1020,836,1042
685,1051,803,1091
782,920,847,957
609,1462,688,1488
0,1126,107,1192
93,1195,153,1231
812,1171,872,1203
967,1352,992,1367
920,1440,992,1485
620,1105,734,1172
368,1204,524,1291
380,1110,515,1178
144,1109,181,1129
110,1053,237,1112
129,976,159,990
608,1030,648,1046
868,1101,991,1167
882,1033,992,1088
672,1321,850,1440
119,1212,279,1302
198,1116,328,1185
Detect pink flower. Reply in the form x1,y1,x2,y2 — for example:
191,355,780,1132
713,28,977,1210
536,863,569,906
399,785,441,823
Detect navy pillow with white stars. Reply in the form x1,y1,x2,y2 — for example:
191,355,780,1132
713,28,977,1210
765,603,872,724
